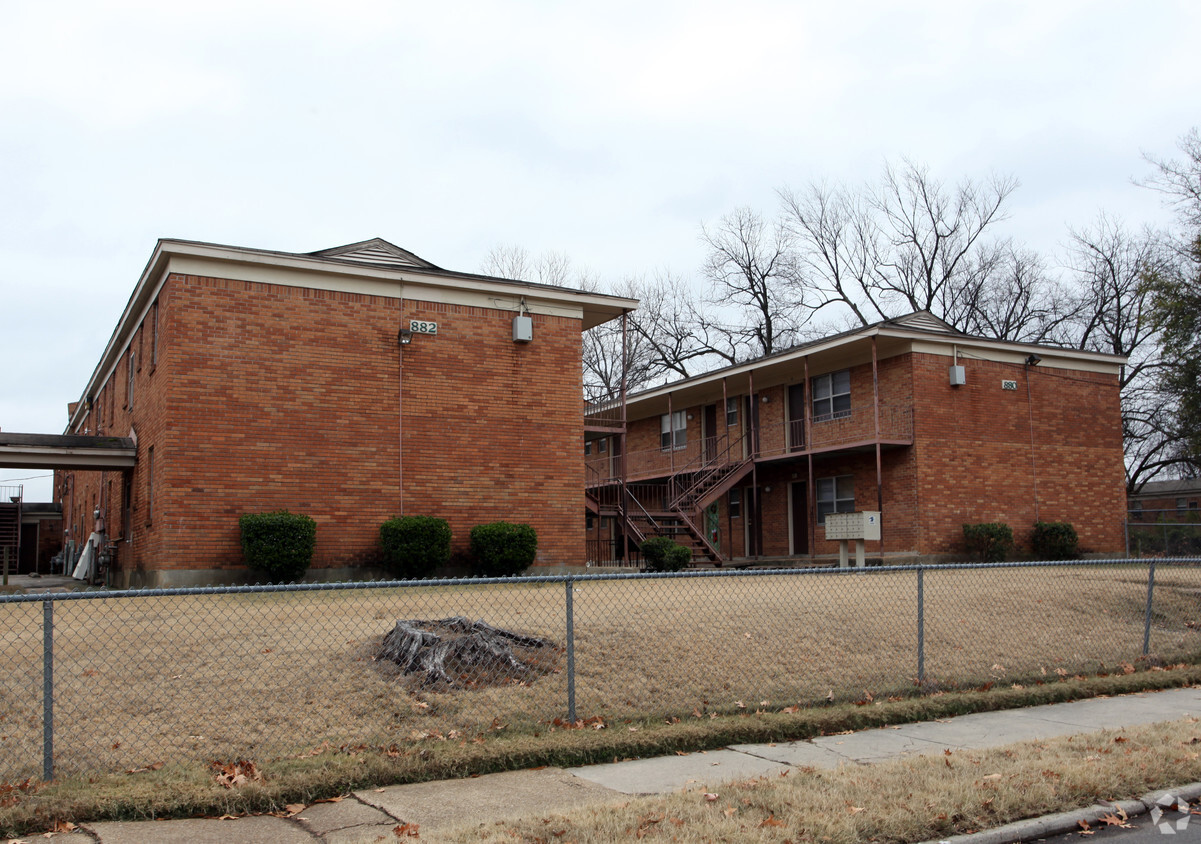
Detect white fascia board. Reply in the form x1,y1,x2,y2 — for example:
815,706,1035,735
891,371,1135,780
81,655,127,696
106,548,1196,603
67,239,639,431
622,326,1126,418
161,240,637,327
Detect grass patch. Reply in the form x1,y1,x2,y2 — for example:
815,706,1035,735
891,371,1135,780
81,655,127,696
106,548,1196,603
440,716,1201,843
1,665,1199,838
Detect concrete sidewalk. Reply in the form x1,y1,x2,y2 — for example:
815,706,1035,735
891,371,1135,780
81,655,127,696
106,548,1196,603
37,686,1201,843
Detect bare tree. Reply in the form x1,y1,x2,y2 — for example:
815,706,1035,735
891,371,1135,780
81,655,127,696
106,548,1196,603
1141,127,1201,229
480,244,573,286
698,207,805,359
778,160,1020,333
1060,214,1175,491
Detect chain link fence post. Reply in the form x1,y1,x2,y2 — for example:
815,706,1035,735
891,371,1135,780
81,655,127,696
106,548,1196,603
1142,559,1156,657
916,566,925,687
43,598,54,782
565,577,576,723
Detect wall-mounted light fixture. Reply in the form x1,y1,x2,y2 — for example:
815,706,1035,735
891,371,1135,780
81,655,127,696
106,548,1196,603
763,485,773,493
761,395,770,403
398,328,413,346
1025,354,1041,366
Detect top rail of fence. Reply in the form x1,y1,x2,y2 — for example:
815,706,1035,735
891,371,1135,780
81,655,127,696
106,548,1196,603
3,556,1199,604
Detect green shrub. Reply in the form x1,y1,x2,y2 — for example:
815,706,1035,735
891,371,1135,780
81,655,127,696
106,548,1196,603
962,522,1013,563
469,522,537,577
641,536,691,572
239,510,316,582
1031,521,1078,560
379,516,451,578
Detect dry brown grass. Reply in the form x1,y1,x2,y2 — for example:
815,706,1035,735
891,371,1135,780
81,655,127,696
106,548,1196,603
0,564,1197,781
442,717,1201,843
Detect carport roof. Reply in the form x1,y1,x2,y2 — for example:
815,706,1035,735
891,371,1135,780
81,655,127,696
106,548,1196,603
0,432,137,470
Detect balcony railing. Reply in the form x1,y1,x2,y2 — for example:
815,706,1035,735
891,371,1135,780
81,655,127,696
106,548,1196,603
587,405,914,486
584,397,624,428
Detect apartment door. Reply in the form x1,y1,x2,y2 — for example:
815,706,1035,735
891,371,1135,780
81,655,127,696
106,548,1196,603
787,383,805,452
743,396,761,457
789,481,808,555
703,403,718,462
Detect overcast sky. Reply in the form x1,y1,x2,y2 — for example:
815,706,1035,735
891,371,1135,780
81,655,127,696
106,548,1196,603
2,0,1198,501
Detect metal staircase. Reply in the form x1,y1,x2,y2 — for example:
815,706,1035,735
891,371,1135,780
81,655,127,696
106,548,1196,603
0,485,22,579
586,436,756,567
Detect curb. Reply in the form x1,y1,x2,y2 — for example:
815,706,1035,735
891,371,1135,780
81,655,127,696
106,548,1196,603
922,782,1201,844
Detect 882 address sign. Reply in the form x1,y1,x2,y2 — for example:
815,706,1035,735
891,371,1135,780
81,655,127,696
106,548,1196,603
409,320,438,335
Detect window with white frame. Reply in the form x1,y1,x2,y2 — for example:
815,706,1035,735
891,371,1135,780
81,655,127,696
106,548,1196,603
726,396,739,426
811,369,851,421
660,410,686,451
728,487,742,519
816,475,855,524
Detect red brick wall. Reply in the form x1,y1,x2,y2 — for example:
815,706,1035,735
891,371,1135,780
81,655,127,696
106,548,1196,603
60,272,584,579
910,352,1125,554
610,349,1124,560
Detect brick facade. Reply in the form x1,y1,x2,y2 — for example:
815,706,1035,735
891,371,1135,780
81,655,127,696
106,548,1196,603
588,314,1128,563
57,239,633,585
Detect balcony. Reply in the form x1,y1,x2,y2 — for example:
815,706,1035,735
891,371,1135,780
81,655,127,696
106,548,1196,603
584,397,624,431
588,404,914,487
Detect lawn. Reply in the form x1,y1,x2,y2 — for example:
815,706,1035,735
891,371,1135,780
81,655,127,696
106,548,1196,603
0,563,1197,782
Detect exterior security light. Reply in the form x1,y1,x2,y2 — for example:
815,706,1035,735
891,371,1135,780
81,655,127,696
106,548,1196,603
1025,354,1042,366
398,328,413,346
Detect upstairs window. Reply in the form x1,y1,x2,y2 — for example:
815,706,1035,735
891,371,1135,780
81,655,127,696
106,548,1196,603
660,410,686,451
816,475,855,524
812,369,851,421
127,350,136,409
726,397,739,426
729,488,742,519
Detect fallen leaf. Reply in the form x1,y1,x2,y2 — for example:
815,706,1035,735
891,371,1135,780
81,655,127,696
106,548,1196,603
723,807,737,817
393,821,420,837
285,804,305,815
760,813,785,828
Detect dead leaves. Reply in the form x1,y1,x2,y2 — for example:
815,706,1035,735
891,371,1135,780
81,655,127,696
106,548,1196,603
551,716,607,730
393,821,421,837
212,759,262,788
124,761,164,774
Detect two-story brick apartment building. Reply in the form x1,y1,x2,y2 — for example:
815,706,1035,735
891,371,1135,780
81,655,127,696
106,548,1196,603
54,237,636,586
585,313,1127,564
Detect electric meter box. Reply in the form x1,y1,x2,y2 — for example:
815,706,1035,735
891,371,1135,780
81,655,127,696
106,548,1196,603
824,511,881,541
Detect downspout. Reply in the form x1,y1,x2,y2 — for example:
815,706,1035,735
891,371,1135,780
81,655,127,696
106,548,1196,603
397,283,405,516
1026,362,1040,523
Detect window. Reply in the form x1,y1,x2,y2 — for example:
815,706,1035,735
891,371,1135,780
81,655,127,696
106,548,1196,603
811,370,851,421
598,438,608,453
127,350,136,409
146,445,154,525
150,299,159,367
729,488,742,519
584,441,592,456
122,475,133,542
660,411,686,451
586,513,594,531
816,475,855,524
726,397,739,426
1179,498,1188,514
1191,500,1199,511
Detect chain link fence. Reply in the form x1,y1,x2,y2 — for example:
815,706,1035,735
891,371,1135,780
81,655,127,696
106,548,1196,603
1,558,1199,783
1128,520,1201,556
